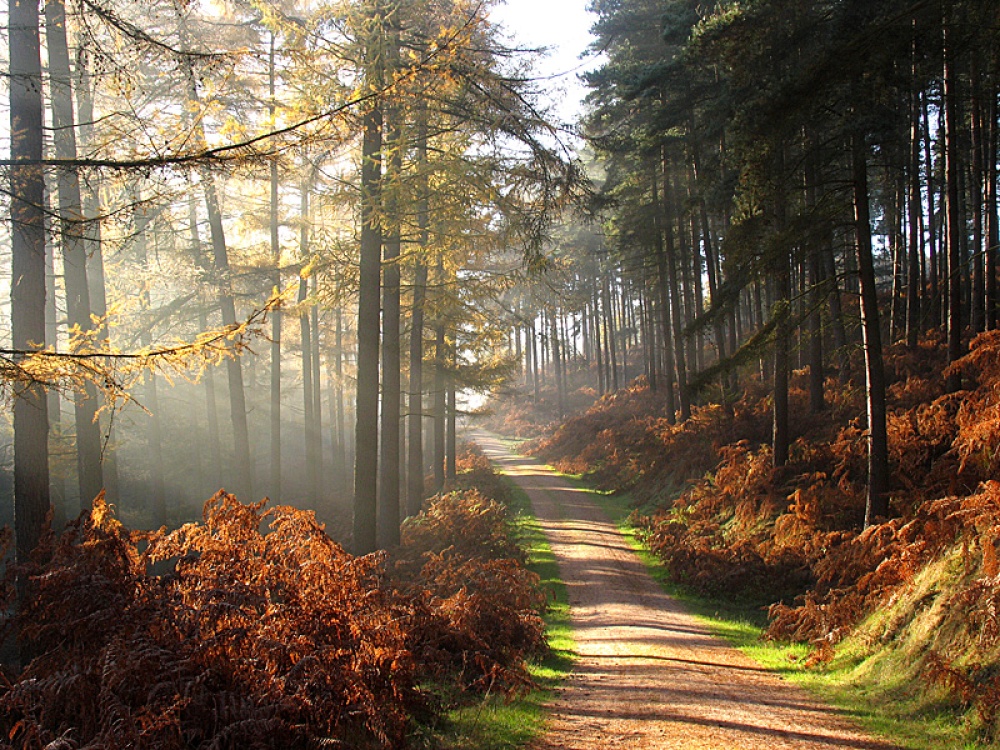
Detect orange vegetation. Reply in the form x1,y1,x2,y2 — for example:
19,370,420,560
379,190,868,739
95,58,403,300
527,334,1000,724
0,447,544,749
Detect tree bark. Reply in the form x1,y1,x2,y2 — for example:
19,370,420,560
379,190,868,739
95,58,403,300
661,155,690,420
852,133,890,526
808,245,825,412
182,62,254,501
923,92,940,328
650,166,677,420
10,0,51,582
944,18,964,390
377,71,402,548
987,71,999,331
310,276,324,499
186,189,223,491
804,151,825,412
202,176,253,501
268,34,282,504
593,284,605,394
407,116,430,517
298,276,316,503
446,342,457,483
333,308,347,489
45,219,66,523
299,181,321,508
602,274,619,392
971,59,986,336
906,67,922,349
132,194,167,526
530,316,540,401
551,311,565,419
45,0,104,509
76,41,119,504
772,150,790,468
353,99,383,554
433,314,447,491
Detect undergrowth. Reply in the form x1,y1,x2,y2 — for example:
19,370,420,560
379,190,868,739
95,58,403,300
0,444,549,750
507,331,1000,747
578,475,974,749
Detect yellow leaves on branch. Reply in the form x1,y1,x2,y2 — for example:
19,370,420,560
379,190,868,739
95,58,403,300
0,290,287,409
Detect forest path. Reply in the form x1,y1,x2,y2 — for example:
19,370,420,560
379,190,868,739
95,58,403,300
472,432,897,750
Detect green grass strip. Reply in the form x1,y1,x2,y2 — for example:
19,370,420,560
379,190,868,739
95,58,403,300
429,473,574,750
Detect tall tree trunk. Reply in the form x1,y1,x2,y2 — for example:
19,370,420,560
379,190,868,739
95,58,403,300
808,245,825,413
551,311,565,419
407,116,430,517
186,190,223,491
923,92,940,328
639,285,653,387
602,275,619,392
201,322,222,488
772,150,790,468
805,154,825,412
619,282,630,385
202,176,253,501
299,181,321,508
906,67,922,349
662,155,690,420
593,285,605,394
823,242,850,380
686,174,706,372
311,277,324,500
689,140,723,374
10,0,51,582
699,196,727,377
944,19,964,390
299,277,316,503
183,62,253,501
333,308,347,490
377,60,402,548
530,317,540,401
888,181,904,343
76,41,119,504
853,133,890,525
971,60,986,335
45,221,66,523
987,70,999,331
45,0,103,509
353,94,383,554
772,262,791,468
132,193,166,526
433,266,446,492
268,34,282,503
446,342,457,483
650,166,677,421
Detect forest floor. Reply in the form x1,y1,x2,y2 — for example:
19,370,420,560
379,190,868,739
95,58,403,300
472,431,899,750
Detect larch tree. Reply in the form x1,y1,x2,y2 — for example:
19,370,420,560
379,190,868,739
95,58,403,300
352,3,385,555
45,0,105,509
10,0,51,579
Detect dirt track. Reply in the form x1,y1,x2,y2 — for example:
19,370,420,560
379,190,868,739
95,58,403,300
474,433,899,750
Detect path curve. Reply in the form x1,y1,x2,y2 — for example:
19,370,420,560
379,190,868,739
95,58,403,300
474,433,898,750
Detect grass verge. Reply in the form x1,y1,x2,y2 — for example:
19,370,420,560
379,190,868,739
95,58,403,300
428,474,574,749
551,468,975,750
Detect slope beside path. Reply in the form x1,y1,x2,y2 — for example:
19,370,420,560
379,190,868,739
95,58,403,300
473,432,899,750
